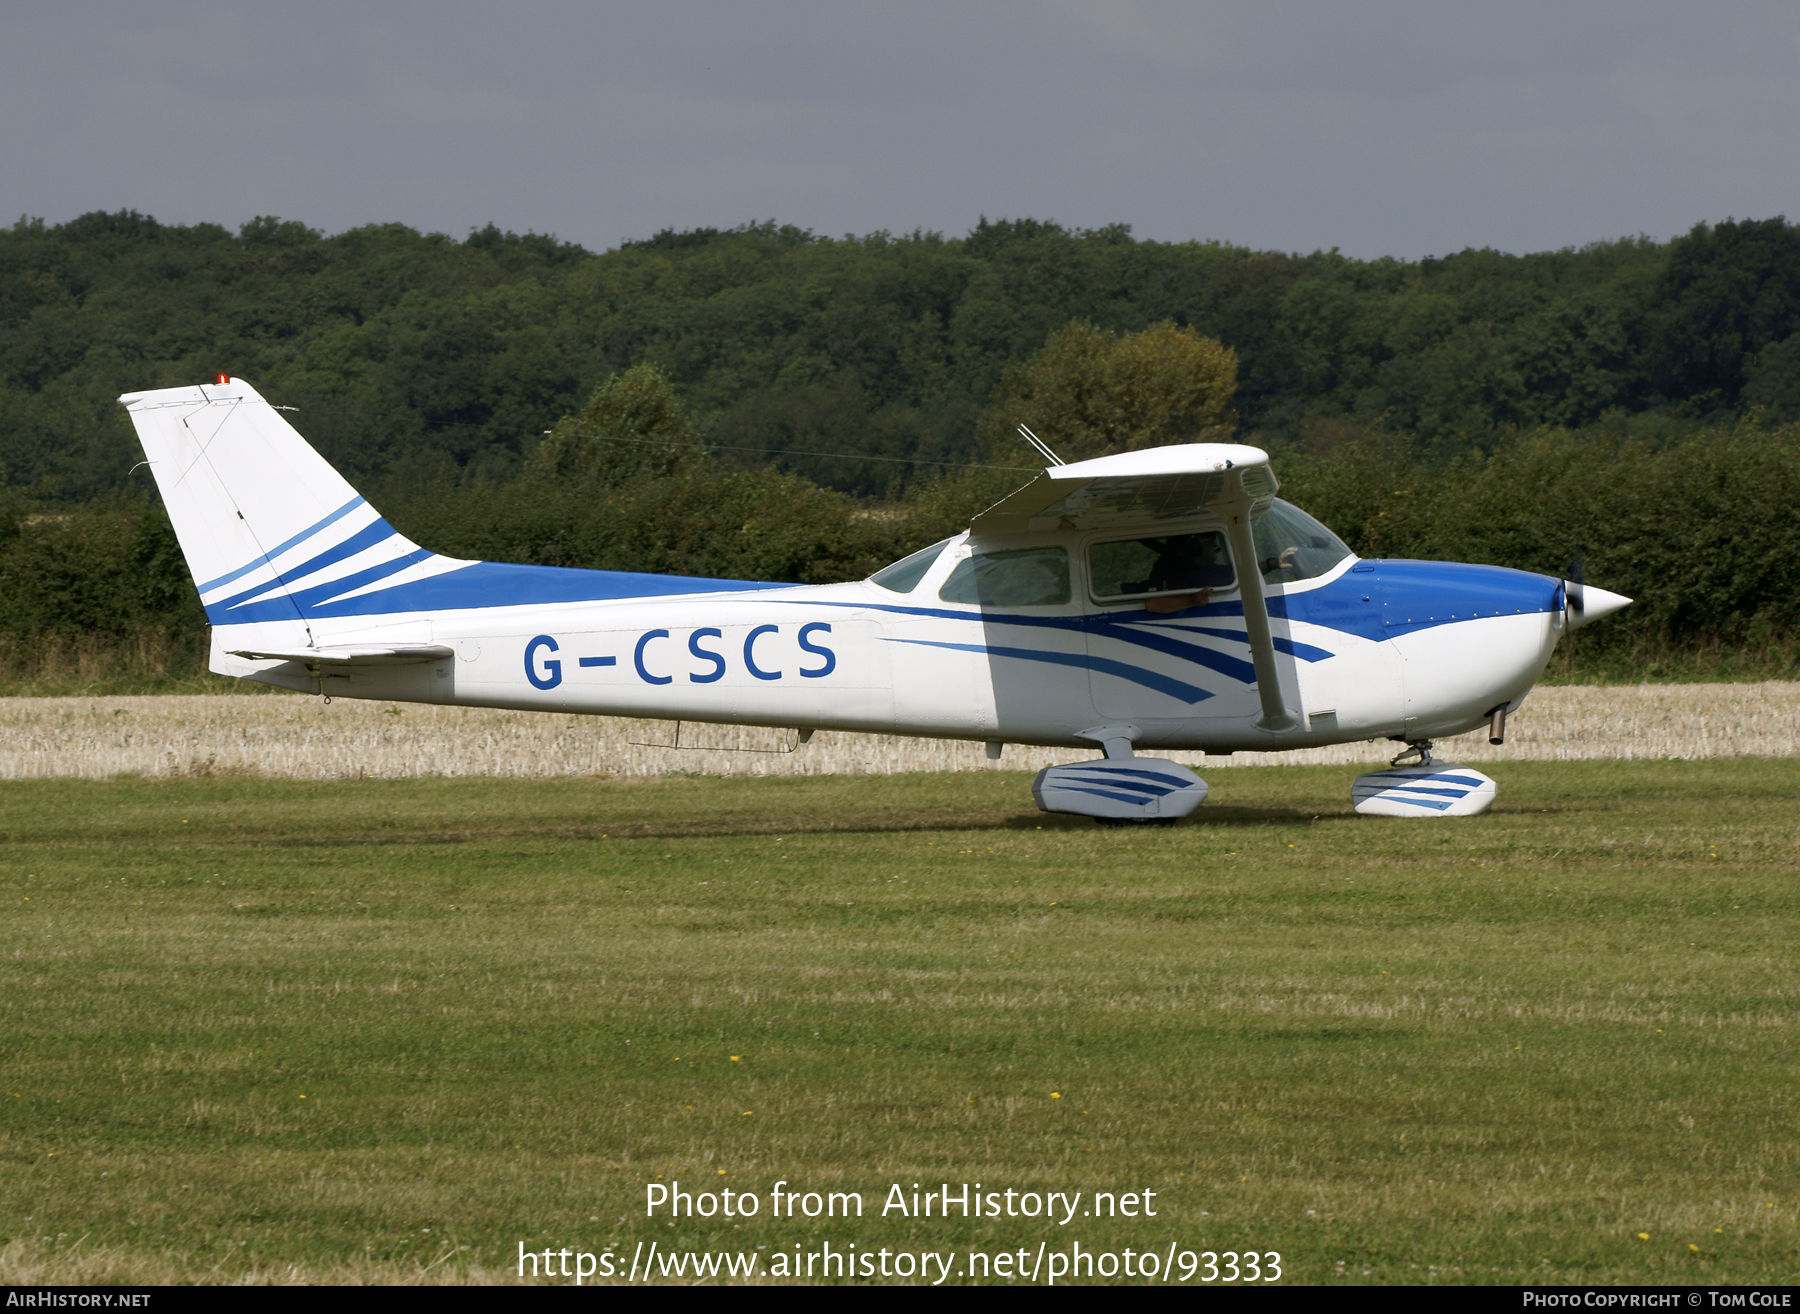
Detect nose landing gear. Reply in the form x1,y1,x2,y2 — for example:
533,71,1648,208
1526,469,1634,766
1353,738,1497,817
1388,739,1435,769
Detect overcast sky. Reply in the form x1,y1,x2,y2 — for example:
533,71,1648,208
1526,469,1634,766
4,1,1798,260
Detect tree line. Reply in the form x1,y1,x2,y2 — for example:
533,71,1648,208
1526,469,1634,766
0,211,1796,689
8,209,1800,498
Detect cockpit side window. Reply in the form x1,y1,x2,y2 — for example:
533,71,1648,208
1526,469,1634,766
938,546,1071,607
1089,531,1234,602
1250,499,1353,585
869,538,952,594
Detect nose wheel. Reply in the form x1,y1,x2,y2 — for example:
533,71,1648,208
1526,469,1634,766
1388,739,1435,769
1354,740,1495,817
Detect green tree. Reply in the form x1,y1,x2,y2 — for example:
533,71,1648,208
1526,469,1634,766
979,320,1239,463
535,363,704,486
1646,217,1800,408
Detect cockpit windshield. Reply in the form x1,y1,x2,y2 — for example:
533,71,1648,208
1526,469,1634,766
869,538,952,593
1250,500,1353,585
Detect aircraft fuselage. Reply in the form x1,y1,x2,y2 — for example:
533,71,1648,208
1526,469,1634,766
217,540,1567,754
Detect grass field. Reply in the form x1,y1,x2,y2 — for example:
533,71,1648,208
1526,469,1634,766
1,761,1796,1285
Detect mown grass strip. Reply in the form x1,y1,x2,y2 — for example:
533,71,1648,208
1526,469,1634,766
1,761,1795,1284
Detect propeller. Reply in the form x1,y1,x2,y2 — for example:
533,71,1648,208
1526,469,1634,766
1562,544,1631,630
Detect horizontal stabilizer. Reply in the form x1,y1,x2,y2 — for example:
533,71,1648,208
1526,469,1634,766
227,645,454,666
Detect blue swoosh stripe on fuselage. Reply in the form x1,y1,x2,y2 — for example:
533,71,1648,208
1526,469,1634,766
199,549,1559,656
1139,621,1335,663
203,559,778,625
882,637,1213,705
211,517,402,611
1084,620,1258,684
195,495,366,594
804,600,1282,685
281,547,437,613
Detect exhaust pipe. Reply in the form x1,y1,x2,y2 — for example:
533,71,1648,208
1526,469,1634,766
1488,706,1506,746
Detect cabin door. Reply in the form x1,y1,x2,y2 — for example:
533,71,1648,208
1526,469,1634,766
1086,529,1248,723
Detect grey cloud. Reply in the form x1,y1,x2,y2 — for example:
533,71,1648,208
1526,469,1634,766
2,1,1797,258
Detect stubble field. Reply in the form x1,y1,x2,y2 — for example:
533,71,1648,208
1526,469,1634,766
0,752,1795,1286
0,681,1796,781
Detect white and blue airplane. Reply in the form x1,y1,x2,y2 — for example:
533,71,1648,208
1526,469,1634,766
120,376,1629,822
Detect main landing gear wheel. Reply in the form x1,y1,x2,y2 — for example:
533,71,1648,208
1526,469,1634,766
1032,758,1208,825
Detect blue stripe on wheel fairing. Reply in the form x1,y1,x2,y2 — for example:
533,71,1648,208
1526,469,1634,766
1373,785,1473,800
1056,774,1182,798
1052,785,1159,806
196,495,367,594
1358,770,1488,788
882,637,1214,704
1074,766,1196,787
1047,766,1195,793
1372,796,1455,812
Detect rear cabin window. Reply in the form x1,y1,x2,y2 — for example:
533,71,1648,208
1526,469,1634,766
870,538,951,593
938,547,1071,607
1088,531,1234,601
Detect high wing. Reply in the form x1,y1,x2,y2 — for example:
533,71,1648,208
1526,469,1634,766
970,442,1276,534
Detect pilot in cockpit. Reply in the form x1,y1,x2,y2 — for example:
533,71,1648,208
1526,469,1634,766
1143,533,1231,614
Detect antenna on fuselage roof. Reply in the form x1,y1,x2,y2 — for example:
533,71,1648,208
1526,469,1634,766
1017,424,1066,467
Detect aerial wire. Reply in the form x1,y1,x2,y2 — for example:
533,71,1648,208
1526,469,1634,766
282,402,1040,473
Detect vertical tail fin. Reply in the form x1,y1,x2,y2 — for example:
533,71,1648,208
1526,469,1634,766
118,377,438,642
120,375,766,679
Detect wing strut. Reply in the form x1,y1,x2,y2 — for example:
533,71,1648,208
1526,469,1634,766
1223,508,1299,733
